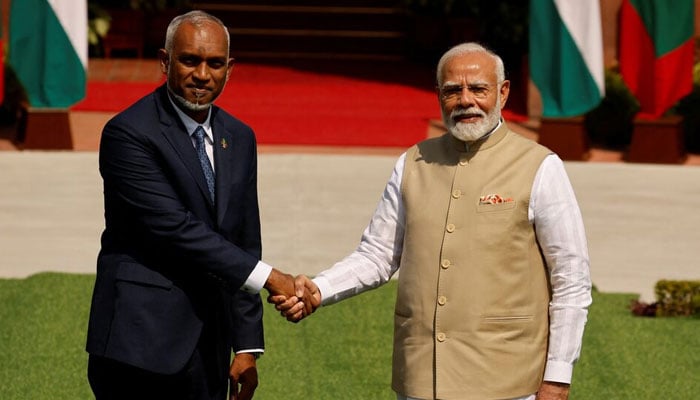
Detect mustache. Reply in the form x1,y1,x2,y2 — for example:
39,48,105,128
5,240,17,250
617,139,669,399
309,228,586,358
450,108,486,120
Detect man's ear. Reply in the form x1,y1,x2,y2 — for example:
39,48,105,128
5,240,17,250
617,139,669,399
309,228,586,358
499,80,511,108
225,57,235,80
158,49,169,74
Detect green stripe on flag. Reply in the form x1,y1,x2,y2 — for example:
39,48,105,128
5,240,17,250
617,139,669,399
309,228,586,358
530,0,602,117
9,0,86,108
628,0,694,57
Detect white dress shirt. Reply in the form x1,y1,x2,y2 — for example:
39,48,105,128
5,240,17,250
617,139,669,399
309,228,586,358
314,150,592,399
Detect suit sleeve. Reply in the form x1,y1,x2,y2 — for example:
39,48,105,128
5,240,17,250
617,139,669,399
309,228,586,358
230,291,264,352
229,141,264,350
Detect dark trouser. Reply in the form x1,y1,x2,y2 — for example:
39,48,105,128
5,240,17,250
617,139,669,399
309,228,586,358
88,349,227,400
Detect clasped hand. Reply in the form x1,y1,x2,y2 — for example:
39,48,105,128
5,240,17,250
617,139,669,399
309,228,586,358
266,272,320,322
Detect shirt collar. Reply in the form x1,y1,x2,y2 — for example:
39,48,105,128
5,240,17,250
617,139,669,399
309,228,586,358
167,92,213,140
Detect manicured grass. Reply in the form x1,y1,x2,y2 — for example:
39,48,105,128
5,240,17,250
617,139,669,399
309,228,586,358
0,273,94,399
0,273,698,399
572,290,700,399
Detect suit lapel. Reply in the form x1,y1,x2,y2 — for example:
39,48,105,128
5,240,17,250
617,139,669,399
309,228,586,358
212,112,233,226
155,86,216,214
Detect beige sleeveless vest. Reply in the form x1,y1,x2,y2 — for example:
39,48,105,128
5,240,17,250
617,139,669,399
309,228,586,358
392,124,552,399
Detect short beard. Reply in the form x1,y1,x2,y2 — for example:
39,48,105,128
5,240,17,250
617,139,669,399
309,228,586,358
170,90,211,112
166,60,225,112
443,95,502,142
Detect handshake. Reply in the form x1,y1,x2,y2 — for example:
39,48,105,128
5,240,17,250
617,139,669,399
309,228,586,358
264,269,322,322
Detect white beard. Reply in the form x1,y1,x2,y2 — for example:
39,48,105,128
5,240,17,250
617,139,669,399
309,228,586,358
443,95,502,142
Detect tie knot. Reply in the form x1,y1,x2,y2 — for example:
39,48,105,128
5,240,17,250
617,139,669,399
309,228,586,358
193,126,206,140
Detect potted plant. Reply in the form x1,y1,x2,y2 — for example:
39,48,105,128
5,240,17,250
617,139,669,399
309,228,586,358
672,61,700,153
88,2,111,57
87,0,192,57
584,68,640,150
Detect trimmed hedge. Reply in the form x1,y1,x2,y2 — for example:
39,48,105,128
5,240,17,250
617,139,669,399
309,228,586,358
654,280,700,317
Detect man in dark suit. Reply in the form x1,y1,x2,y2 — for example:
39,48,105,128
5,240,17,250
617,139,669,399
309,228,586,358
85,10,311,400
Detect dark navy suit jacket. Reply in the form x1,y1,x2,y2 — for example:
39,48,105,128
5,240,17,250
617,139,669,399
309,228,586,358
86,84,264,380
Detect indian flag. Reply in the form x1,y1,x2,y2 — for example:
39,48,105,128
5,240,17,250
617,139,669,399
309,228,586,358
619,0,695,119
8,0,87,108
529,0,605,117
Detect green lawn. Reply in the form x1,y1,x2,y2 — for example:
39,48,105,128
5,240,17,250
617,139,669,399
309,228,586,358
0,273,697,399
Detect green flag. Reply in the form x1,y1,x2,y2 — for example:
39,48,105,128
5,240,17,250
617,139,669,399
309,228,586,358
9,0,87,108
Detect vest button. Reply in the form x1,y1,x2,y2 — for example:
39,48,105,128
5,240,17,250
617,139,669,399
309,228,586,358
452,189,461,199
446,223,455,233
438,295,447,306
440,259,451,269
436,332,446,342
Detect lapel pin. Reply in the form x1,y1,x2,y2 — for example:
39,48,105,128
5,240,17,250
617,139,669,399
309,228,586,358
220,138,228,149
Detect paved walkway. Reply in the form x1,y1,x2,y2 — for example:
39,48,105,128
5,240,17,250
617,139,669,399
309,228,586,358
1,150,699,302
1,58,699,303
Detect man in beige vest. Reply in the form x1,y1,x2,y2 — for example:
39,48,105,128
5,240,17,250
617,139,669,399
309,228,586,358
273,43,592,400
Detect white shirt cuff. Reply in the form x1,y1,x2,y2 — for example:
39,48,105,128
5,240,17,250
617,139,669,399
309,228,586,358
543,360,574,384
241,261,272,293
312,276,332,306
236,349,264,358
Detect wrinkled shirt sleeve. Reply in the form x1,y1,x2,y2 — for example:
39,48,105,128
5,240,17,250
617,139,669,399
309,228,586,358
530,155,593,384
314,153,406,304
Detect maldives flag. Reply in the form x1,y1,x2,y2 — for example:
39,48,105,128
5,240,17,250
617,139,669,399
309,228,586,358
8,0,87,108
530,0,605,117
619,0,694,119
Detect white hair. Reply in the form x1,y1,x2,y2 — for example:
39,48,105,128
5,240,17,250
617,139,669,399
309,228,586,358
436,43,505,87
164,10,230,56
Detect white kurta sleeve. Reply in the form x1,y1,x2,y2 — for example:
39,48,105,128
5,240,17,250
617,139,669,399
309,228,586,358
530,154,593,383
314,153,407,305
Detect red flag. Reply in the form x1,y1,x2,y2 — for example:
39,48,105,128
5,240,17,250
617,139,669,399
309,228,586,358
619,0,694,119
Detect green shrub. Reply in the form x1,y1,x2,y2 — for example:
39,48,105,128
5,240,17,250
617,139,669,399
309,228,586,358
672,62,700,153
583,68,640,150
654,280,700,317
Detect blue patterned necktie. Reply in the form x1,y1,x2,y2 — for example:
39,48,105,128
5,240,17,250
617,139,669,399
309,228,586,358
192,126,215,203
